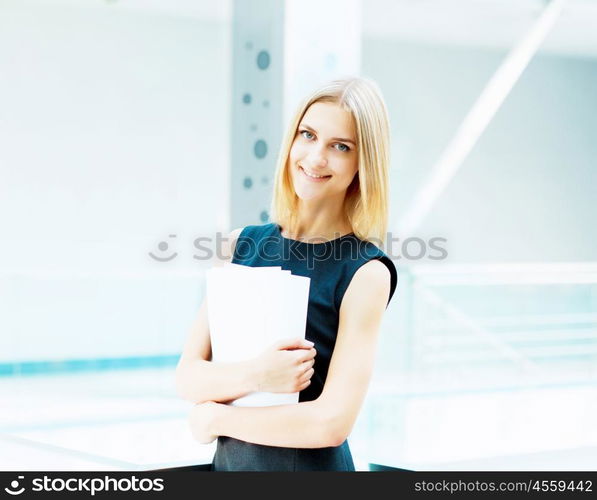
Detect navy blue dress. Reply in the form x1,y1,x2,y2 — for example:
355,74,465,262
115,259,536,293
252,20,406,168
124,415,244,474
211,222,398,471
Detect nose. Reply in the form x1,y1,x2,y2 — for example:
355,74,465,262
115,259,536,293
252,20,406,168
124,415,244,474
305,144,328,168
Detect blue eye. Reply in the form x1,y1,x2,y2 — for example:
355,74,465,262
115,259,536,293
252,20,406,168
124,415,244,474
299,130,350,153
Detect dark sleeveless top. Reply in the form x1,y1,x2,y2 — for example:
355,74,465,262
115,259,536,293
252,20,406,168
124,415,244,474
211,222,398,471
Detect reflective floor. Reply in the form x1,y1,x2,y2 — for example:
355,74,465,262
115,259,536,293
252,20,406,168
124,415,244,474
2,367,596,471
0,368,215,471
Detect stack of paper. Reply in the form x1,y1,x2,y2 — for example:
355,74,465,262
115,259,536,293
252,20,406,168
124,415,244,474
205,263,311,407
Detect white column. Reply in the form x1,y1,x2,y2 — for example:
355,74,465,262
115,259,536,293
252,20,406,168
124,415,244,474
283,0,362,127
230,0,362,228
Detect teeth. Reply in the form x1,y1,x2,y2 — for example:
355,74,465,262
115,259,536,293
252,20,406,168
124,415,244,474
302,167,329,179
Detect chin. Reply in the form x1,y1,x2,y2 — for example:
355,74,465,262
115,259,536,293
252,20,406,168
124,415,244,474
293,188,326,202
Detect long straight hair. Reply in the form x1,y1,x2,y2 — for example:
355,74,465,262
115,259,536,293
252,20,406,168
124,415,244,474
269,77,391,245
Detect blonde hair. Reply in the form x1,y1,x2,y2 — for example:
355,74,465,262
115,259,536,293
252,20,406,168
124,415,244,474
269,77,391,245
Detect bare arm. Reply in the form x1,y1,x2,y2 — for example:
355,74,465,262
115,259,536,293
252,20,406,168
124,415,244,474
192,259,392,447
175,227,316,405
175,295,261,404
175,227,258,404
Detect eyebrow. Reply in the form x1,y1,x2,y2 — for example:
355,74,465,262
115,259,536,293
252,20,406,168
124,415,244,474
299,123,356,146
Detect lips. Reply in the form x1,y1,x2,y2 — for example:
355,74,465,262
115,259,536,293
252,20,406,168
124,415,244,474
299,166,331,181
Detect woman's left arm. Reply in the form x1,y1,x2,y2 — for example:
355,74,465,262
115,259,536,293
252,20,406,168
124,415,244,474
188,259,392,448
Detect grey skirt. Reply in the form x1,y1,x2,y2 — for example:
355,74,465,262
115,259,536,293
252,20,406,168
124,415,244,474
211,436,356,471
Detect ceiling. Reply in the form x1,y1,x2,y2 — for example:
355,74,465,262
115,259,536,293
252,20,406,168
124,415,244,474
8,0,597,59
362,0,597,59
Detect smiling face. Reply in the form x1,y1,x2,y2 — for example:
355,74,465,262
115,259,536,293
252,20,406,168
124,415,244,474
288,101,359,203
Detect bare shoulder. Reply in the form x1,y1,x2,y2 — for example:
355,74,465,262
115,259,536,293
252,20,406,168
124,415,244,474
341,259,391,313
215,226,244,265
228,227,244,252
352,259,391,291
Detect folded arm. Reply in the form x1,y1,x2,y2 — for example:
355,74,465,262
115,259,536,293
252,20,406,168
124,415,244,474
176,226,315,405
191,259,392,448
175,296,261,404
176,227,258,405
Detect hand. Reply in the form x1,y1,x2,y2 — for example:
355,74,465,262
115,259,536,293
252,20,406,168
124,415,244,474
188,401,221,444
254,337,316,394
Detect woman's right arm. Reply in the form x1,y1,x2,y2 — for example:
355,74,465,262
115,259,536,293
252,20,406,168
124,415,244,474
175,227,316,404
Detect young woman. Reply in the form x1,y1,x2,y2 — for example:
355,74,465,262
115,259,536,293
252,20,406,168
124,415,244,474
175,77,397,471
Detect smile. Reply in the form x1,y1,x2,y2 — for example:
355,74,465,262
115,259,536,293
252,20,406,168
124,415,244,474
300,166,331,181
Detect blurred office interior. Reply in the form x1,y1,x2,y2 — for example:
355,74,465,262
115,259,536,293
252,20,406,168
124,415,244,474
0,0,595,470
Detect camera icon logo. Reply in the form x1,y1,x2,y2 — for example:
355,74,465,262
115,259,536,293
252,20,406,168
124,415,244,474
4,476,25,495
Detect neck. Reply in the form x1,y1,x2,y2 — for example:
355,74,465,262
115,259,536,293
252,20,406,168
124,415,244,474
286,195,352,242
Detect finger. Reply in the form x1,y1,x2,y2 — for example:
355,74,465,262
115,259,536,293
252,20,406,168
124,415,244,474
276,337,314,351
299,359,315,372
299,368,315,383
296,347,317,362
298,379,311,391
299,338,315,349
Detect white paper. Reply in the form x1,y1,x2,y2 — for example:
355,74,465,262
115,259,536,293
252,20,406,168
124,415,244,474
205,265,311,407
